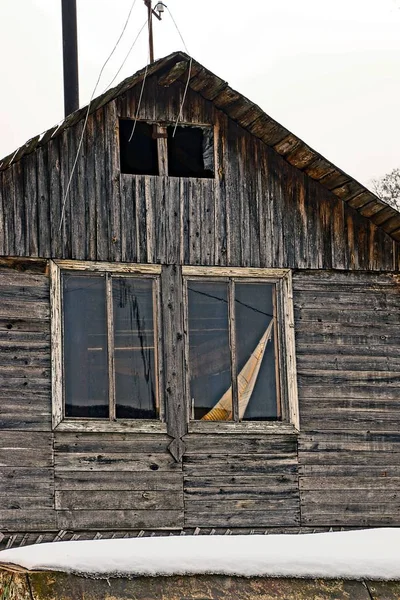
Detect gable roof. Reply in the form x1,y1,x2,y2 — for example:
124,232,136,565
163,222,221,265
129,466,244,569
1,51,400,242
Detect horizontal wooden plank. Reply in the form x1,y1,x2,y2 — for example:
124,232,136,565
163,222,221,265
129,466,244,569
296,353,400,372
301,513,400,526
57,509,183,529
183,435,297,454
0,273,48,287
0,495,53,510
54,434,171,454
55,452,181,472
292,271,397,287
55,490,184,510
53,260,162,274
184,487,298,500
300,431,400,444
295,308,400,326
294,291,400,311
183,455,298,476
299,439,400,453
0,448,52,468
184,473,298,486
0,467,54,496
299,476,400,491
299,464,400,476
184,509,300,528
0,300,49,320
55,470,183,491
301,489,400,505
299,450,400,466
0,320,49,333
298,370,400,387
0,509,56,530
0,416,52,430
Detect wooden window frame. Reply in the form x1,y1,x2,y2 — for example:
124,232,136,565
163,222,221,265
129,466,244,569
50,260,166,433
182,266,299,434
118,119,216,179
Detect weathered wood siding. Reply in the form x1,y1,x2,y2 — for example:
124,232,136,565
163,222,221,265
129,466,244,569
0,265,56,531
0,76,399,269
0,76,400,535
295,270,400,526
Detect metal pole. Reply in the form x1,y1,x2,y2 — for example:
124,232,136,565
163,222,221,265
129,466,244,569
144,0,155,63
61,0,80,117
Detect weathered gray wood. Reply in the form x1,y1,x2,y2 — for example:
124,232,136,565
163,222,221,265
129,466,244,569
0,510,56,531
161,265,187,461
57,509,183,529
55,490,183,510
55,451,181,472
55,470,182,491
54,433,171,453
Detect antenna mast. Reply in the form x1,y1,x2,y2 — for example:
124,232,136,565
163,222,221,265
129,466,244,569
144,1,164,63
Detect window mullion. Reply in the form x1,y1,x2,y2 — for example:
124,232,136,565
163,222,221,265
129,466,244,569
106,273,116,421
228,280,239,422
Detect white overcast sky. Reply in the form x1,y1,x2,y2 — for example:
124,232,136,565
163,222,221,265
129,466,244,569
1,0,399,187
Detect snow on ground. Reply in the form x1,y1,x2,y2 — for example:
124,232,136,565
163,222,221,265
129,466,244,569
0,529,400,579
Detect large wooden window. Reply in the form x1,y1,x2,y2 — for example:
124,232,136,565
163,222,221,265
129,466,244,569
51,261,162,429
183,267,299,428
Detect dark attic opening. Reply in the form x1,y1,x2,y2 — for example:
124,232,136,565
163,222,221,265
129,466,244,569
119,119,159,175
167,125,214,178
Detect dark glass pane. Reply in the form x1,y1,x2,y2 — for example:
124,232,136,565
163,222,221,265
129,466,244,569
113,278,157,419
119,120,158,175
167,126,214,178
188,281,231,420
235,283,278,421
63,275,108,418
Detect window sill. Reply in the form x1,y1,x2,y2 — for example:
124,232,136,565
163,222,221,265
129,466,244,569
187,421,298,435
54,419,167,434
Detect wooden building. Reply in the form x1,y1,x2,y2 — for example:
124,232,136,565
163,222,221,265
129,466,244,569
0,51,400,548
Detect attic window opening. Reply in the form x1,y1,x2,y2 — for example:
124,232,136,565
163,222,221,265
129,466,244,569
119,119,159,176
167,125,214,178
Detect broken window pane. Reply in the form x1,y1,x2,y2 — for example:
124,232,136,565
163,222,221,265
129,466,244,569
188,281,231,420
235,283,279,420
113,278,158,419
119,120,159,175
167,125,214,178
63,274,109,418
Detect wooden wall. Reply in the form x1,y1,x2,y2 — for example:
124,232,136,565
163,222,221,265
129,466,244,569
0,75,400,536
0,265,399,533
295,270,400,526
0,76,399,270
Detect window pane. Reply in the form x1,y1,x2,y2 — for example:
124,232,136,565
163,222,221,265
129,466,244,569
188,281,231,420
119,120,159,175
167,126,214,178
63,275,109,418
235,283,279,420
113,278,157,419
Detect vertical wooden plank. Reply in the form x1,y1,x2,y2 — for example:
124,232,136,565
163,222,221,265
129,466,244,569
214,114,227,266
188,178,201,265
282,271,299,429
155,176,167,263
136,177,147,263
37,146,51,258
84,112,97,261
161,265,187,462
69,121,86,260
226,121,240,266
94,107,109,261
23,153,39,256
105,102,122,263
13,160,26,256
120,175,136,263
49,136,62,258
239,135,250,267
259,144,273,268
200,179,215,266
50,260,63,429
331,196,346,269
165,177,181,265
59,129,72,259
228,279,238,422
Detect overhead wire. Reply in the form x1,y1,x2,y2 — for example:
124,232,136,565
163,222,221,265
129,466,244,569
59,0,140,232
164,4,193,136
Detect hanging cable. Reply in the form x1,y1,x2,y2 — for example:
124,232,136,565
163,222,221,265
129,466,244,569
104,19,148,91
128,57,150,142
164,5,193,137
59,0,139,232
